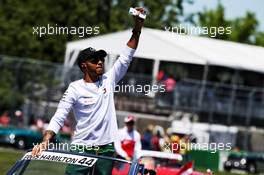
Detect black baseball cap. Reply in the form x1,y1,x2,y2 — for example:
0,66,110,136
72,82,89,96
77,47,107,68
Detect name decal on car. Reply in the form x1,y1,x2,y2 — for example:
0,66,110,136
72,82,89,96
22,151,97,167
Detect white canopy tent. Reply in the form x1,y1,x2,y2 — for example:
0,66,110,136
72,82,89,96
63,28,264,127
64,27,264,112
64,27,264,74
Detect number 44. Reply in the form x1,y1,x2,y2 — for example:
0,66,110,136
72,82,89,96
78,158,95,166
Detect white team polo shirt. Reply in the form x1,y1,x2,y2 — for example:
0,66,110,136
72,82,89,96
47,46,135,146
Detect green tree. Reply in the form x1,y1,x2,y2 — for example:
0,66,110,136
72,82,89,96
255,32,264,47
197,3,260,45
0,67,24,114
229,12,258,44
197,3,230,39
0,0,192,63
0,0,100,62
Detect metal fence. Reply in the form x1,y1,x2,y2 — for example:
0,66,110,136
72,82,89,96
1,56,264,127
156,79,264,125
0,56,81,124
1,56,264,151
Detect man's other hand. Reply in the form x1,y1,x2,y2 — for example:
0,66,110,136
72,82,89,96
32,140,49,156
133,7,145,31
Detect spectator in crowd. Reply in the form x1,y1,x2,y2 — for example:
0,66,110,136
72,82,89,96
171,134,181,154
164,74,176,105
141,124,154,150
160,128,173,153
156,70,166,83
0,111,10,126
114,115,142,161
30,118,45,133
156,71,176,106
139,157,156,175
36,118,44,132
61,119,72,134
15,110,23,127
151,125,165,151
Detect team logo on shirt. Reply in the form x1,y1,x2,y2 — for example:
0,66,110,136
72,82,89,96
83,96,94,104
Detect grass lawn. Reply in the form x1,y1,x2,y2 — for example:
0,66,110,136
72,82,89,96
196,167,247,175
0,147,246,175
21,160,67,175
0,147,66,175
0,147,25,174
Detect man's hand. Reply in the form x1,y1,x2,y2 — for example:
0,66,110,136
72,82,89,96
31,130,55,156
133,7,145,31
32,140,49,156
127,7,146,49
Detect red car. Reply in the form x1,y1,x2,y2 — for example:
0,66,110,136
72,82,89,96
112,150,205,175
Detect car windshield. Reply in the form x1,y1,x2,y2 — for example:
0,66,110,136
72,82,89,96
7,150,143,175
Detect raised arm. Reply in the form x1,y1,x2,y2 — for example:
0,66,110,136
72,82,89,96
108,7,145,84
127,7,145,49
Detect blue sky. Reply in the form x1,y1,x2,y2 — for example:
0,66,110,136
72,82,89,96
183,0,264,31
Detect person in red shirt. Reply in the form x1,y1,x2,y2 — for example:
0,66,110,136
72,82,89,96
164,75,176,105
0,111,10,126
114,115,142,161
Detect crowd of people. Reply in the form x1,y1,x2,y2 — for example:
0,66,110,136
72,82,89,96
0,110,24,127
114,115,192,162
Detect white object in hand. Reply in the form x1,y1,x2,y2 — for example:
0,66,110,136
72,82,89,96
129,8,146,19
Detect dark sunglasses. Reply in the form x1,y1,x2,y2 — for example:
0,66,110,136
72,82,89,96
144,169,156,175
89,57,105,64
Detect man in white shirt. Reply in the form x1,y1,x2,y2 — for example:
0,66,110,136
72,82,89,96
32,7,145,175
114,115,142,161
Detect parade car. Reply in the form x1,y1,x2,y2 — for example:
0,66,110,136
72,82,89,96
112,150,205,175
7,149,145,175
7,149,206,175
